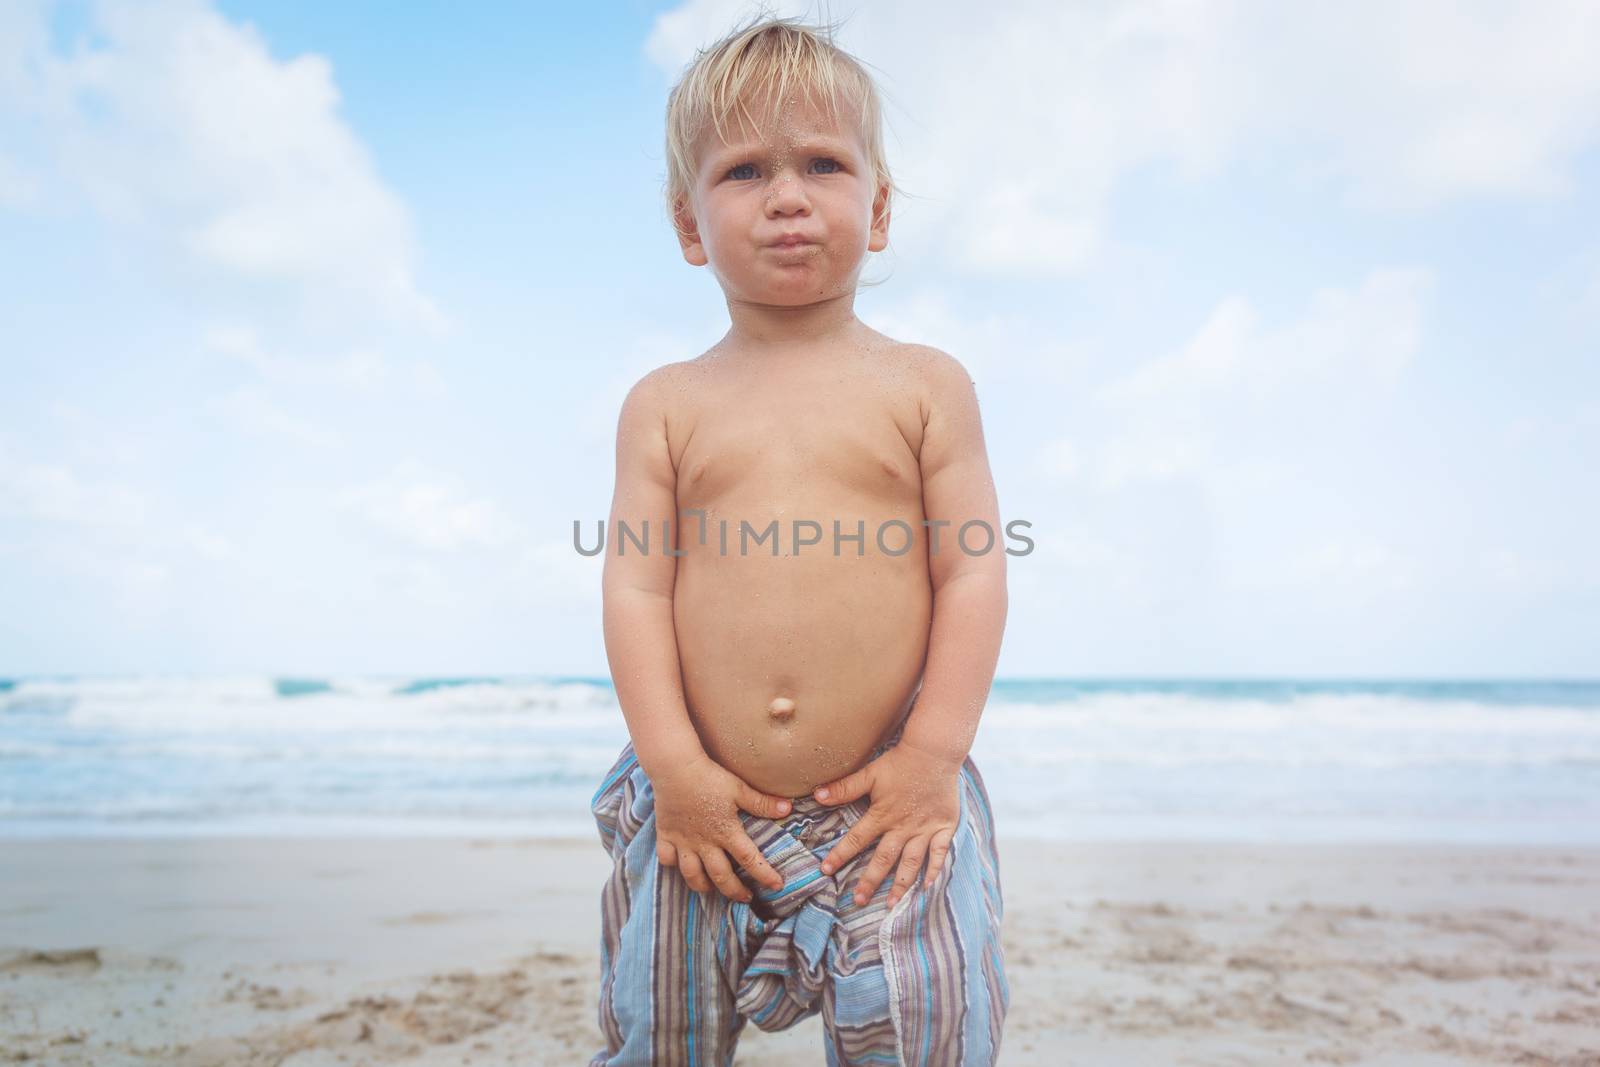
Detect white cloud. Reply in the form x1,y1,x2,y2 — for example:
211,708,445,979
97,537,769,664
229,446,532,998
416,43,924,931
510,536,602,608
46,401,150,469
29,539,173,604
1094,431,1217,491
0,449,149,527
1280,534,1417,595
0,448,186,613
365,555,458,611
207,384,343,448
0,1,50,105
1097,268,1432,411
1019,268,1431,493
0,427,280,605
643,0,756,76
1500,398,1600,451
578,326,719,447
178,522,245,564
863,287,1097,389
339,461,522,553
0,151,39,207
1,0,444,330
0,445,260,591
648,0,1600,274
1099,297,1259,406
203,321,421,392
1033,521,1133,573
1030,437,1082,485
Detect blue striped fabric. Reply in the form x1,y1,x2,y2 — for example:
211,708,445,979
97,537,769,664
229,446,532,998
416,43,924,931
588,737,1008,1066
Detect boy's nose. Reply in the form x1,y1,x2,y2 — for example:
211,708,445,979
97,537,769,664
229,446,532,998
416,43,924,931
764,177,809,214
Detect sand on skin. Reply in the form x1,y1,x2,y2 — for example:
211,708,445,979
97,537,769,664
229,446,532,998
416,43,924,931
3,837,1600,1065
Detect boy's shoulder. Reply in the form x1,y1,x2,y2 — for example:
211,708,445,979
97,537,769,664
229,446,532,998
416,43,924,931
853,330,973,380
878,341,981,429
617,355,705,414
893,341,975,385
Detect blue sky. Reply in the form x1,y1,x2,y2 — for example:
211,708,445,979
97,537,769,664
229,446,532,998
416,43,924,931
2,0,1597,677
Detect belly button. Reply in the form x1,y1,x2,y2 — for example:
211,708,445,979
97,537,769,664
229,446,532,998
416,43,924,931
767,697,796,721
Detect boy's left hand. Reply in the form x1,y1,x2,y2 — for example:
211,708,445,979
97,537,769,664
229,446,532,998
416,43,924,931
812,741,963,909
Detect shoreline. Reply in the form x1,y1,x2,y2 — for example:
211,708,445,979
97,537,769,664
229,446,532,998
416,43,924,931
9,816,1598,847
4,836,1599,1064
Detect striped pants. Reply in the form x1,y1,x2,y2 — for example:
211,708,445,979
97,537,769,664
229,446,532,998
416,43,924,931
588,737,1008,1066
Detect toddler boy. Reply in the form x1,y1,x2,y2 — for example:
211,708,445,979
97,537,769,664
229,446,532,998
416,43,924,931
591,15,1008,1065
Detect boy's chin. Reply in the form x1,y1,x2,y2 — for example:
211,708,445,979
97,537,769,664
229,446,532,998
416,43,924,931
723,275,860,305
749,290,843,306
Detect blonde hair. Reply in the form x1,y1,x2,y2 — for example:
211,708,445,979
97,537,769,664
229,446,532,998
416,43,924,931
662,11,900,253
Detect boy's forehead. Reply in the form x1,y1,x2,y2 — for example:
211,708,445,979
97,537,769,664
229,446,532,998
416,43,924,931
697,91,860,157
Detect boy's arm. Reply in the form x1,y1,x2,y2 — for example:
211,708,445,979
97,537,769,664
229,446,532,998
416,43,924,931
811,349,1006,907
602,368,791,903
898,349,1008,764
601,369,707,778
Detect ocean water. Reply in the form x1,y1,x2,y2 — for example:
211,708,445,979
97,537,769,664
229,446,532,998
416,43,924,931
2,676,1598,844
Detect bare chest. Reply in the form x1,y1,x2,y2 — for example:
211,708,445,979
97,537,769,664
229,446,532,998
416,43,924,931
673,379,924,508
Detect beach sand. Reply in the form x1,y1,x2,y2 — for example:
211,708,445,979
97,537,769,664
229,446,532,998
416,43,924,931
3,837,1598,1065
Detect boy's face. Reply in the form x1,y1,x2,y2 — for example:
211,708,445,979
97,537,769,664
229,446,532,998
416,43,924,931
675,91,890,306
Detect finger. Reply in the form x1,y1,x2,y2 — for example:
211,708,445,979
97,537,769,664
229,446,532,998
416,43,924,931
656,839,679,868
726,828,785,892
735,783,793,821
819,812,880,875
677,850,711,895
923,828,955,889
814,766,872,806
700,848,750,904
887,835,930,909
854,834,906,907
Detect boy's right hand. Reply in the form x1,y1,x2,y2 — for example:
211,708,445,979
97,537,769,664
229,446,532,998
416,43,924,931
651,754,793,903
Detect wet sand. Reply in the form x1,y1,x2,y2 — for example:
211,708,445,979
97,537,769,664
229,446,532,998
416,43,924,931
3,836,1598,1065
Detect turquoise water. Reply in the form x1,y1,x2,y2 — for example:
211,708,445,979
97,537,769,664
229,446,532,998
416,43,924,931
3,675,1598,843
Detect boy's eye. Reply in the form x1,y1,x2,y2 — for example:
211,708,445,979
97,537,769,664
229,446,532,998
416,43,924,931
723,157,844,181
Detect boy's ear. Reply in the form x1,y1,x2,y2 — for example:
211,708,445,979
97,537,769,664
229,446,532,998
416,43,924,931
867,177,891,254
673,195,708,267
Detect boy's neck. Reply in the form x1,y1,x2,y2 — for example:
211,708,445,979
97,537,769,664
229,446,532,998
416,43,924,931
720,291,864,353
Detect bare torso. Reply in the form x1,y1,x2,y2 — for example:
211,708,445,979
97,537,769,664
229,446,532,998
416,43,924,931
664,333,934,797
